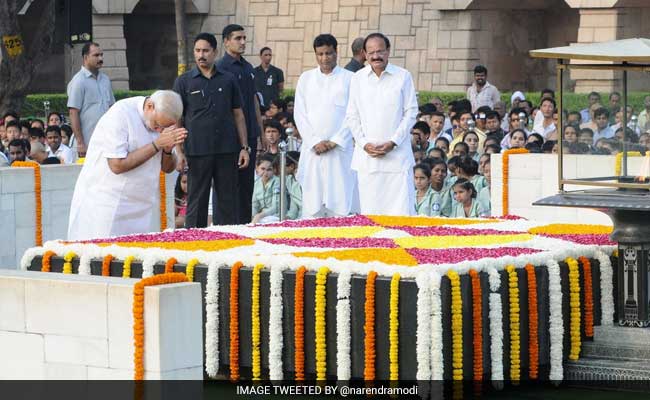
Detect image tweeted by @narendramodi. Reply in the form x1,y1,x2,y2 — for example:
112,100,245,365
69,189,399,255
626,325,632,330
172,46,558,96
234,382,420,398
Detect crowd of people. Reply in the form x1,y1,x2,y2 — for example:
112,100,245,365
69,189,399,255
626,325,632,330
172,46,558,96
2,30,650,236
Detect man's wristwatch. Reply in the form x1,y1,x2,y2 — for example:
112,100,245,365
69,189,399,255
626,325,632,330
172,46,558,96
241,145,251,153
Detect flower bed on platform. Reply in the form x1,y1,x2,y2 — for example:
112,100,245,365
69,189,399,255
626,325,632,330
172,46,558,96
21,215,617,383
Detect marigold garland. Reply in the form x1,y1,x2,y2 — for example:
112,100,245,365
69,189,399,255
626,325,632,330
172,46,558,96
469,269,483,381
315,266,330,381
229,261,243,380
614,151,641,176
12,161,42,245
566,257,582,360
41,250,56,272
164,257,177,274
185,258,199,282
447,269,463,381
101,254,114,277
133,272,188,380
579,257,594,338
389,273,400,381
528,224,612,235
524,264,539,379
122,255,135,278
506,265,520,381
251,263,263,380
364,270,378,381
63,251,76,274
159,171,167,231
294,266,307,380
501,148,529,216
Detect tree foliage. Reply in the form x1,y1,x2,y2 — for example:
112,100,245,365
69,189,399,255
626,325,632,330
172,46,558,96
0,0,56,115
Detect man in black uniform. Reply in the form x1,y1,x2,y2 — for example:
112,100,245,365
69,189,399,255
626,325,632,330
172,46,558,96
254,47,284,107
216,24,263,224
173,32,250,227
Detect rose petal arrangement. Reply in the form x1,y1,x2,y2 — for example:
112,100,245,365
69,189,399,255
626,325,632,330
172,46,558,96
21,214,618,382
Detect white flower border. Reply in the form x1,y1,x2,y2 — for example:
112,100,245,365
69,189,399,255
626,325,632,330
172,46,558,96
596,250,615,326
547,259,564,382
487,267,504,383
336,270,352,380
268,264,286,380
205,260,220,378
415,272,432,380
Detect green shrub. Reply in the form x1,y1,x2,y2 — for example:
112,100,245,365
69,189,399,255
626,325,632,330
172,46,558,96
23,89,649,120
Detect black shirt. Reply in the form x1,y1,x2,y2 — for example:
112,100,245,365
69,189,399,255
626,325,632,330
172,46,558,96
344,58,364,73
217,53,260,140
173,66,242,156
253,64,284,107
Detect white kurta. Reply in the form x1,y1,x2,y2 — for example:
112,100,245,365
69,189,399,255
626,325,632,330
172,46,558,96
294,65,358,217
67,97,162,240
345,63,418,215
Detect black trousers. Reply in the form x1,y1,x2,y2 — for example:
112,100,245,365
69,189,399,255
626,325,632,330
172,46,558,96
212,140,257,225
186,153,239,228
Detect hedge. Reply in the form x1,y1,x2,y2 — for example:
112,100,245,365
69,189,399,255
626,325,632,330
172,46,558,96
22,90,649,119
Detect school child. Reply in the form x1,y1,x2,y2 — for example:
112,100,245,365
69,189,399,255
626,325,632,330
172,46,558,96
285,151,302,220
429,158,452,216
414,163,434,216
456,155,487,193
478,157,491,216
174,169,188,228
251,154,280,224
449,178,488,218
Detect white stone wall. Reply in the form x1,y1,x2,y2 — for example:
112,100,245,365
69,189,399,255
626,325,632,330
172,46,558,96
489,153,644,225
0,165,177,269
0,270,202,379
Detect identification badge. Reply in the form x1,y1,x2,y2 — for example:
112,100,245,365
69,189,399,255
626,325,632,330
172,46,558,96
432,203,441,212
267,76,273,86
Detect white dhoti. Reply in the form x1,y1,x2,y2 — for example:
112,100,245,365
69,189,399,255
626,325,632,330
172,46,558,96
357,169,414,216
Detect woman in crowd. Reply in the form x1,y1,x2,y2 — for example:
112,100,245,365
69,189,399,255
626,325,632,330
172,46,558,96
563,124,579,145
463,131,481,161
509,129,528,149
47,112,62,127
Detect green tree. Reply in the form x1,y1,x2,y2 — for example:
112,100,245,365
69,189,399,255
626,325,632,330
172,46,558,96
0,0,56,115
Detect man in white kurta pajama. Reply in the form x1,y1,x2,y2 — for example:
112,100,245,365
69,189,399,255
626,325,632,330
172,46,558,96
345,33,418,215
295,34,359,218
68,91,187,240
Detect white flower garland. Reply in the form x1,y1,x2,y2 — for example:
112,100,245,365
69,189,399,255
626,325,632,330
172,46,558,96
20,247,43,270
336,270,352,380
268,264,285,380
547,258,564,381
78,253,92,275
596,250,615,326
429,272,443,380
487,267,504,383
204,260,220,378
415,272,432,380
142,254,157,278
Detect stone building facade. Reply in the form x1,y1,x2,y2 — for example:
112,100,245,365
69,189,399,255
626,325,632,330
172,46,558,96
25,0,650,94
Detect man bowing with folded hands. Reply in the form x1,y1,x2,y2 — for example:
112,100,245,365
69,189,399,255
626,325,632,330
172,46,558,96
68,90,187,240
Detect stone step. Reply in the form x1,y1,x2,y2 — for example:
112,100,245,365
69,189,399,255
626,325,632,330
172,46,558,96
581,342,650,361
566,357,650,381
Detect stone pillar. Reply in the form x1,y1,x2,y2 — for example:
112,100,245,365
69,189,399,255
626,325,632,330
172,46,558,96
93,15,130,91
571,8,623,93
